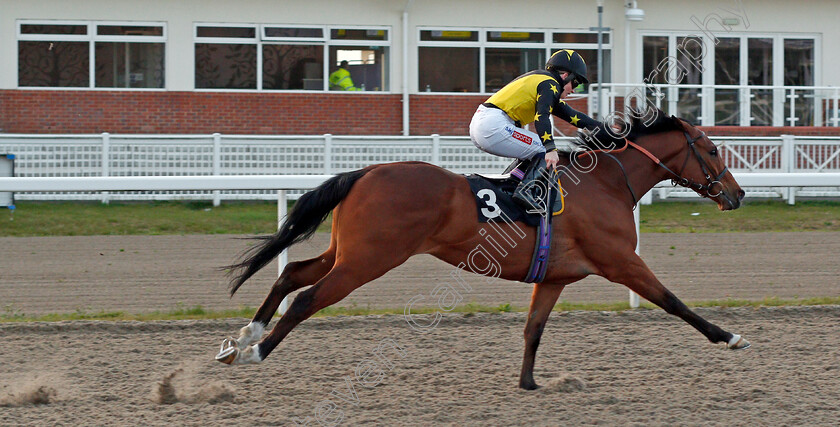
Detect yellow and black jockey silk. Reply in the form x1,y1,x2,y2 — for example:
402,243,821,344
484,70,599,151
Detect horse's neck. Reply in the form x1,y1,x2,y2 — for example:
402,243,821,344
616,134,684,201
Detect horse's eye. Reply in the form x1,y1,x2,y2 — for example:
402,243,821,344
710,148,718,156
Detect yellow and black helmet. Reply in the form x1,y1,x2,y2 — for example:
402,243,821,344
545,49,589,86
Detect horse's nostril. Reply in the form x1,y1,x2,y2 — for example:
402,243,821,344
738,189,745,200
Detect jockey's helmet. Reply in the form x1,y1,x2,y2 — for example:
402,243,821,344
545,49,590,86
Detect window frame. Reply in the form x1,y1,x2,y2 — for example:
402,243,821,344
638,30,821,126
416,26,613,95
194,23,392,93
17,19,167,90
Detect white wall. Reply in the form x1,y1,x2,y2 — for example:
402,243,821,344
2,0,838,90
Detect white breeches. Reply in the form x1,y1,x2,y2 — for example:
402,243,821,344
469,105,546,161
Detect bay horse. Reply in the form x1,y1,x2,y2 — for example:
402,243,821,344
216,109,750,390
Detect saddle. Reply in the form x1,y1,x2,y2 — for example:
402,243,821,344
465,165,565,283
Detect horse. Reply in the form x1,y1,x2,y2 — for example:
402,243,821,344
215,108,750,390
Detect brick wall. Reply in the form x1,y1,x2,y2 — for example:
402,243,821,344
2,89,840,137
0,90,402,135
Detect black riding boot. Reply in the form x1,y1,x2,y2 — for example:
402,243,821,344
513,156,555,215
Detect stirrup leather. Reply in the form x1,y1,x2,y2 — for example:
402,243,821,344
513,159,556,216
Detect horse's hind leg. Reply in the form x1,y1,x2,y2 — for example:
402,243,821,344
606,255,750,350
229,250,336,349
520,282,565,390
224,256,407,365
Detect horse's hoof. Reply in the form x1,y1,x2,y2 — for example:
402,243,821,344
519,381,539,390
215,337,239,364
727,334,751,350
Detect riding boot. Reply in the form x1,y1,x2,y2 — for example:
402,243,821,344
513,156,554,215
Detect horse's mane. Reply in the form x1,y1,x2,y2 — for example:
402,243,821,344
572,107,683,149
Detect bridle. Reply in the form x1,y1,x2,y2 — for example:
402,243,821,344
628,130,728,197
579,130,728,206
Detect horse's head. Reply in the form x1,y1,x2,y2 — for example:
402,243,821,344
666,117,745,210
619,109,745,210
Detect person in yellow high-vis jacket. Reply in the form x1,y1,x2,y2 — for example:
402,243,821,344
329,60,360,91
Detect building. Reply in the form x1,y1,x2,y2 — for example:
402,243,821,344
1,0,838,137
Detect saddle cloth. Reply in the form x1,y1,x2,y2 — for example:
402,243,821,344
465,174,564,228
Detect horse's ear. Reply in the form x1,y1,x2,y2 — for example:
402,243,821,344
670,115,688,130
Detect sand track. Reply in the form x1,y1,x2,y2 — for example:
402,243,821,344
1,232,839,425
0,307,838,425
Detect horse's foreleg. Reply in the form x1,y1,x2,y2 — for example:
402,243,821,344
606,257,750,350
520,282,565,390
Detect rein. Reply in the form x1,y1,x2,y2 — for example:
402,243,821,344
577,130,728,206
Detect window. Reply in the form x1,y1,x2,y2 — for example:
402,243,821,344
418,28,611,94
194,24,390,91
195,25,258,89
748,38,774,125
485,48,543,92
641,33,817,126
17,21,166,88
715,38,740,125
418,30,480,92
420,46,479,92
784,38,815,125
675,36,703,124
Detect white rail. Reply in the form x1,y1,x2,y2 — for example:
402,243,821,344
0,175,332,192
6,172,840,193
3,132,840,205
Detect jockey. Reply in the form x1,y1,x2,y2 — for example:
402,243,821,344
469,49,603,210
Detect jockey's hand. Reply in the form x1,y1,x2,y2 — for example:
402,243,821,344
544,150,560,170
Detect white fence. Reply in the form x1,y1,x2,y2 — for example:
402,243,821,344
2,133,840,205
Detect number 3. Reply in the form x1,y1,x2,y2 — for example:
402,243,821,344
477,189,501,219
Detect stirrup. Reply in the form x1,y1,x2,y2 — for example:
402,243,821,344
512,161,547,214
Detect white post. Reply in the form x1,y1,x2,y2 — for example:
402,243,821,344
833,88,840,127
781,134,796,205
212,133,221,207
277,189,291,315
431,133,440,165
630,205,641,308
324,134,332,174
640,189,652,205
101,132,110,204
788,88,798,126
741,86,752,127
402,2,413,136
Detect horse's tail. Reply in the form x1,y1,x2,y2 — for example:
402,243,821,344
226,168,371,295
